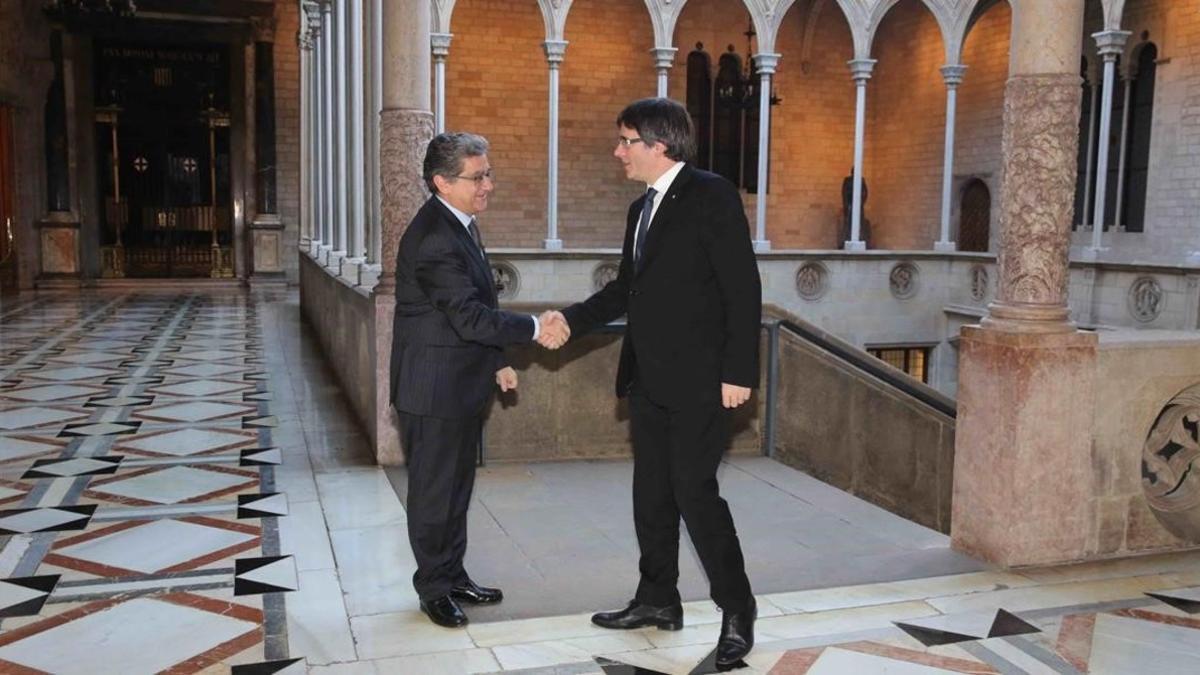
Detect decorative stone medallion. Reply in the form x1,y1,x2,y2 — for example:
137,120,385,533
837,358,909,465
889,262,919,300
592,262,620,292
1142,383,1200,540
795,262,829,301
1128,276,1164,323
491,261,519,300
969,265,989,302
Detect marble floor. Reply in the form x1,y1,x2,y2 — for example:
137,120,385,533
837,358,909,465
1,289,1199,675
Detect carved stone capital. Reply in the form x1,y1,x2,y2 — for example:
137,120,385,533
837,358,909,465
430,32,453,60
753,52,781,75
847,58,876,82
1093,29,1132,57
543,40,568,66
378,108,435,294
940,64,968,87
983,73,1081,334
650,46,678,70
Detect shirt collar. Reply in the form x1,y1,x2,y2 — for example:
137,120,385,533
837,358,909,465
436,196,474,229
647,161,686,197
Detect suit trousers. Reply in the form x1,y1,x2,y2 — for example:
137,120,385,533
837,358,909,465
628,383,753,612
397,410,480,601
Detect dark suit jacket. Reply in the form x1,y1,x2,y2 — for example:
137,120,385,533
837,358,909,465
390,196,534,419
562,164,761,409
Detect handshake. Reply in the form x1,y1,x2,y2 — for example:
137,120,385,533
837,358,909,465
536,310,570,350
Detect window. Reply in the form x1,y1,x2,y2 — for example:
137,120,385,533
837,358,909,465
685,40,769,193
867,346,931,384
1122,43,1157,233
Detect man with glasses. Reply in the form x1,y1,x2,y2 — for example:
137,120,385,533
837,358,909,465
547,98,761,667
389,132,568,628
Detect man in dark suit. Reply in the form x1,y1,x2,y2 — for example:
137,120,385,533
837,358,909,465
390,132,567,628
550,98,761,667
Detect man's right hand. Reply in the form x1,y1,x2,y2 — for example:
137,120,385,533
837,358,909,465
537,311,570,349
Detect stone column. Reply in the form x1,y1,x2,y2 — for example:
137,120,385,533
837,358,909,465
543,40,567,250
320,1,335,255
299,20,314,248
651,47,676,98
1080,69,1099,229
346,0,366,272
952,0,1099,567
249,17,285,281
935,64,967,252
376,0,435,463
752,52,779,252
368,0,383,270
1113,71,1134,231
431,33,452,134
332,0,350,258
39,28,82,279
844,59,875,251
1085,30,1130,256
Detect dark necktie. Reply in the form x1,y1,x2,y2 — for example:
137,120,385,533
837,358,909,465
634,187,657,269
467,218,485,259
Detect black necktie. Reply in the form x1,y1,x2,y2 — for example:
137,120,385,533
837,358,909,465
467,218,485,259
634,187,657,269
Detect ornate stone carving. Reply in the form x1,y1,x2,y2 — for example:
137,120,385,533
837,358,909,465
491,261,519,300
1142,383,1200,540
889,262,919,300
985,74,1081,332
378,109,435,292
1128,276,1164,323
592,262,619,292
794,262,828,301
970,265,989,302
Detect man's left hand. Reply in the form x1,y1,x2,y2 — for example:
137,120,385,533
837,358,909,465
721,383,751,409
496,367,518,392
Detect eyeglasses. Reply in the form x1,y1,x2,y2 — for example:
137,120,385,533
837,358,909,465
451,169,496,185
616,136,644,148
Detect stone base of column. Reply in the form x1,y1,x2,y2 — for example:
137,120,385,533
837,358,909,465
981,299,1074,334
951,326,1099,567
843,240,866,251
1079,246,1108,261
753,240,771,253
544,238,563,251
934,240,957,252
372,291,403,465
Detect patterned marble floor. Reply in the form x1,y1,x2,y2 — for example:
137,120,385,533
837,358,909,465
3,290,1199,675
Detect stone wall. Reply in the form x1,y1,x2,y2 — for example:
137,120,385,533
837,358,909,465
273,0,302,284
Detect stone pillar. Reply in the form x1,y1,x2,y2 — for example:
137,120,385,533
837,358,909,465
249,18,285,281
431,33,452,134
1085,30,1130,256
1080,70,1099,229
1113,71,1134,231
332,0,349,257
39,28,81,279
368,0,383,270
752,52,779,253
844,59,875,251
543,40,567,250
651,47,676,98
299,19,313,247
346,0,366,271
952,0,1099,567
376,0,435,463
320,1,335,254
935,64,967,252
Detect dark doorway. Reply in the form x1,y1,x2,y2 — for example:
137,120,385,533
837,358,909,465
1122,43,1157,233
958,179,991,253
0,105,15,294
93,40,232,278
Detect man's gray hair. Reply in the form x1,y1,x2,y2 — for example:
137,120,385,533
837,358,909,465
423,132,489,193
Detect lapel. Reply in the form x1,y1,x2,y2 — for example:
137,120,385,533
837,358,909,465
636,163,694,277
430,198,495,300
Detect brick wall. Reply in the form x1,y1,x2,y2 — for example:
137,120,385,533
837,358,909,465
274,0,301,282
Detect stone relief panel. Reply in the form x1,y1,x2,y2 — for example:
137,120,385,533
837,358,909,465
795,262,829,301
492,261,519,300
379,109,435,282
1142,383,1200,540
1128,276,1164,323
592,262,619,292
889,261,919,300
970,265,989,303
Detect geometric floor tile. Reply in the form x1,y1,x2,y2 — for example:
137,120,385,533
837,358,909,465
1088,612,1200,674
122,428,255,456
58,421,142,437
0,574,59,617
240,447,282,466
0,505,96,535
1146,587,1200,614
91,466,253,504
55,518,256,574
47,351,129,365
140,401,255,423
152,380,248,397
242,415,278,428
895,608,1039,646
0,436,64,462
231,658,306,675
0,384,105,402
0,406,88,430
237,493,288,519
233,555,298,595
26,366,119,382
175,349,247,362
0,486,25,501
23,455,123,479
0,597,259,675
163,363,246,378
86,395,154,408
595,657,671,675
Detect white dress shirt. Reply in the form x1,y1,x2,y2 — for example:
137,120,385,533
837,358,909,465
633,161,687,257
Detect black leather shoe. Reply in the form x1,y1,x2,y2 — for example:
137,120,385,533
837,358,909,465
716,597,756,667
591,599,683,631
420,595,468,628
450,579,503,605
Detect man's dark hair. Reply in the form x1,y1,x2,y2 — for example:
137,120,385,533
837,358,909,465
423,132,489,193
616,98,696,162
